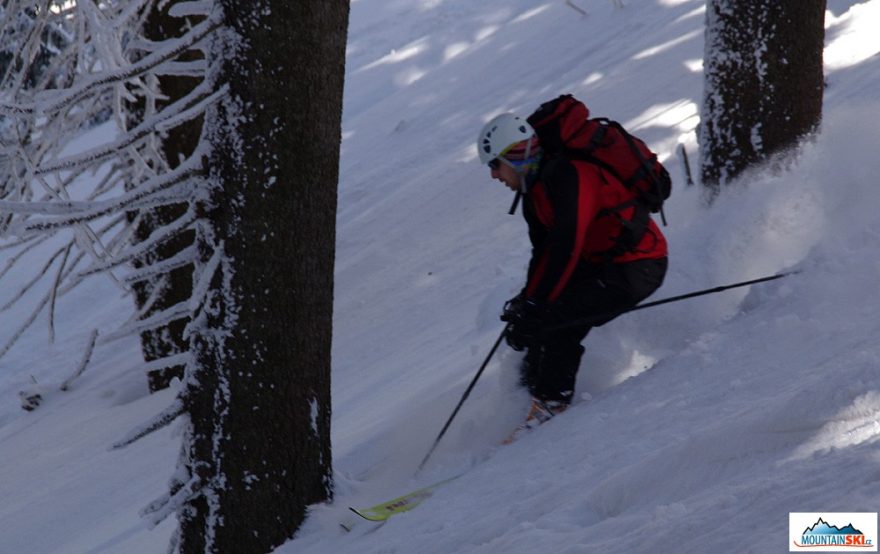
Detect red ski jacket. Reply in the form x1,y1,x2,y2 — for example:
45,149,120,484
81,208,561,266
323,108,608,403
523,157,667,303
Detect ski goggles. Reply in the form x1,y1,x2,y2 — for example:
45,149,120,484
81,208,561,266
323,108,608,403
488,156,533,171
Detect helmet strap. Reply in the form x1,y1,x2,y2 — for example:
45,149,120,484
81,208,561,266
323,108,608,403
508,191,522,215
497,157,531,193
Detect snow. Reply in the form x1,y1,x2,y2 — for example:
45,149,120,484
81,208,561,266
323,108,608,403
1,0,879,552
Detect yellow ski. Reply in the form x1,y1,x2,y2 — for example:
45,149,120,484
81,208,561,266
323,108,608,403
349,475,461,522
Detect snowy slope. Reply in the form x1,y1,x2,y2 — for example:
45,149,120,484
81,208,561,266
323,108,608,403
1,1,880,553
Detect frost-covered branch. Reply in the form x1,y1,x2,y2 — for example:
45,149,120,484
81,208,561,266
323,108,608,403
34,81,222,176
112,395,188,450
123,244,197,285
100,298,190,344
0,244,68,312
0,234,53,277
47,244,72,343
75,206,197,277
0,14,220,116
0,0,220,394
140,471,202,528
169,1,214,18
0,287,51,361
59,329,99,391
2,165,198,232
135,351,190,376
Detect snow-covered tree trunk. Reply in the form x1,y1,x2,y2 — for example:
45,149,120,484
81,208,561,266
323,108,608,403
699,0,826,192
178,1,349,551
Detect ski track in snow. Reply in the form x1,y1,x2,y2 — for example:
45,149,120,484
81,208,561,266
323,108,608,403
1,1,879,553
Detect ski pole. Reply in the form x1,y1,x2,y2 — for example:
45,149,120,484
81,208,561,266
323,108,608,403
418,271,796,470
552,270,798,331
418,325,509,471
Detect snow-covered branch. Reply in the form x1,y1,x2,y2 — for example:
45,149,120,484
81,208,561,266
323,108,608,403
3,166,197,233
75,207,197,278
47,244,73,343
0,14,220,117
123,244,197,285
0,244,68,312
59,329,99,391
34,81,223,176
112,395,188,450
0,287,52,361
140,471,202,528
0,0,219,394
100,298,190,344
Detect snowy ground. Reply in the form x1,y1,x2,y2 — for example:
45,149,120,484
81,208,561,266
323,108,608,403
1,1,880,553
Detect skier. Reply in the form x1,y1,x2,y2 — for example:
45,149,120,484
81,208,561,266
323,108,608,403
477,112,668,430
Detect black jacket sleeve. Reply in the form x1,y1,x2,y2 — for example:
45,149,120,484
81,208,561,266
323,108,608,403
524,159,593,303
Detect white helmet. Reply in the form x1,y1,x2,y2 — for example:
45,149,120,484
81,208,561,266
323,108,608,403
476,113,536,164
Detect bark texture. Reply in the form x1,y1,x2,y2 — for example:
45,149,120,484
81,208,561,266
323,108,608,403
178,2,349,552
700,0,826,191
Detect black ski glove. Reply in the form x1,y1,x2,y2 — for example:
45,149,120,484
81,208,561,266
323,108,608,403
500,295,545,351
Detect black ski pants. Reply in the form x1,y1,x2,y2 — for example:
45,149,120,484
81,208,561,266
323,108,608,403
521,257,668,404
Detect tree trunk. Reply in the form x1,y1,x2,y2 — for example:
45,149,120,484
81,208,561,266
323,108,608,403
178,2,348,552
699,0,826,192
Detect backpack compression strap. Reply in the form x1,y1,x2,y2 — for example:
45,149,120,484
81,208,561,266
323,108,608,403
593,199,653,263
